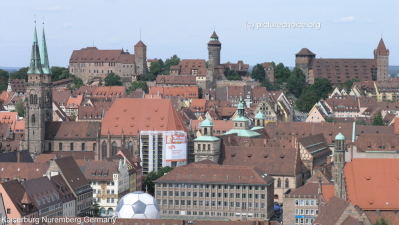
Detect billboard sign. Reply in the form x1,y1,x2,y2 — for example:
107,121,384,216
165,135,187,162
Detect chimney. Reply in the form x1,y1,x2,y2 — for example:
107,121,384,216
17,151,21,162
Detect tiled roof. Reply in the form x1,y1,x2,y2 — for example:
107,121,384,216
101,98,188,136
134,40,146,47
374,38,389,56
1,179,37,216
45,121,101,140
0,150,33,162
156,75,196,86
0,111,18,131
23,176,63,209
73,86,97,96
287,182,318,197
156,160,274,185
297,133,332,158
53,88,71,106
310,58,377,84
264,122,353,145
321,184,335,202
191,99,207,113
92,86,126,99
345,158,399,210
354,134,399,152
313,196,350,225
70,47,134,63
365,211,399,224
65,95,83,109
221,144,304,177
341,215,363,225
296,48,315,55
149,86,198,99
191,119,233,136
54,156,90,190
50,174,76,202
0,162,48,183
76,159,120,182
78,101,113,121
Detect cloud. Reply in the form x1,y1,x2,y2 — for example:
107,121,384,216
37,6,72,11
335,16,355,23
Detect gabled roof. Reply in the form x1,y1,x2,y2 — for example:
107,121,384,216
134,40,146,47
221,144,305,177
313,196,351,225
45,121,101,140
0,150,33,163
0,162,48,182
1,180,37,216
155,160,274,185
156,75,196,86
76,159,121,182
54,156,90,190
70,47,134,63
23,176,63,209
101,98,188,136
345,158,399,210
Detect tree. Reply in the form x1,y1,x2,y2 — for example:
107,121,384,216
274,63,291,82
374,217,389,225
15,98,25,117
51,66,71,81
326,117,336,123
261,79,282,91
92,202,100,217
251,64,265,82
343,78,360,92
225,69,241,80
286,67,306,97
9,67,28,81
163,55,180,75
0,69,9,92
71,75,84,89
312,78,333,99
148,60,162,76
130,81,148,92
295,88,320,112
372,112,384,126
143,166,174,195
104,73,122,86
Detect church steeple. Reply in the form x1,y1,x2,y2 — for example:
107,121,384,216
41,25,51,75
27,24,43,75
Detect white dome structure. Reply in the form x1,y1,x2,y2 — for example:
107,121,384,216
115,191,160,219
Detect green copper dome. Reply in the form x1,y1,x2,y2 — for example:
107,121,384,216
200,118,214,127
254,111,266,119
335,132,345,141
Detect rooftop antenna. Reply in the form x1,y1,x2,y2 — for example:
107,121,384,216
140,27,141,41
93,39,94,47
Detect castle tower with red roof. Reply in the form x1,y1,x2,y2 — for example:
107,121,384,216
374,38,389,81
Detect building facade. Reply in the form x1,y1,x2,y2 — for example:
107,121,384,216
155,161,275,221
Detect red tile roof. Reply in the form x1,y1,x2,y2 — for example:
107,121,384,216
70,47,134,63
149,86,198,99
101,98,188,136
374,38,389,56
156,75,196,86
296,48,315,55
156,160,274,185
345,158,399,210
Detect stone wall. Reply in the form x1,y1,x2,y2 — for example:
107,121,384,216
216,80,261,88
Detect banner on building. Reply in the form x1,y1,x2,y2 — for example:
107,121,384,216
165,135,187,162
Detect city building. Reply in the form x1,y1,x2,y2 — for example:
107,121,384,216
69,41,147,84
154,160,275,221
296,38,389,84
77,158,129,216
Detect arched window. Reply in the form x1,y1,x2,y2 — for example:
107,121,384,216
277,178,282,188
102,141,107,159
31,114,36,124
29,94,34,104
285,178,289,188
257,120,260,126
128,141,133,154
111,142,117,156
33,94,38,104
203,128,208,135
93,143,97,151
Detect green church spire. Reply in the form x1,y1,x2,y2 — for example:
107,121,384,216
40,25,51,74
27,24,43,75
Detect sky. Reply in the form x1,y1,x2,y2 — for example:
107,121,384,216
0,0,398,68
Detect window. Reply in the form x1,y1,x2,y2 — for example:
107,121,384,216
31,114,36,124
111,142,117,156
277,178,282,187
82,143,85,151
285,178,289,188
93,143,96,151
70,143,74,151
102,141,107,159
128,141,133,154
